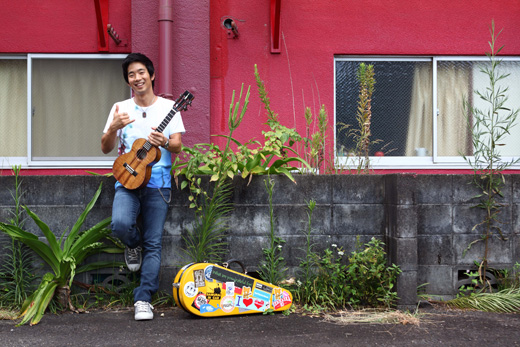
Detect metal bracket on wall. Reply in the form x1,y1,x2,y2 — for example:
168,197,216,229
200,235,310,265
107,24,127,46
270,0,281,53
94,0,109,52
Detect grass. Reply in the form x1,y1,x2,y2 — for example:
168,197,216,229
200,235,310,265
0,308,18,320
322,308,422,326
446,288,520,313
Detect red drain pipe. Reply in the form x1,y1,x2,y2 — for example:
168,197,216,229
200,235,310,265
158,0,174,99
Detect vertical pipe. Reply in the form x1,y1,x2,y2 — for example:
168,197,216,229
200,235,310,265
158,0,174,99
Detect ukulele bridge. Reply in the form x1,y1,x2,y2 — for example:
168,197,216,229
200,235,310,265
123,163,138,177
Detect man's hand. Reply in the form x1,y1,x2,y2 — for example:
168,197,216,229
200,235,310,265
101,104,135,154
110,104,135,132
148,127,168,148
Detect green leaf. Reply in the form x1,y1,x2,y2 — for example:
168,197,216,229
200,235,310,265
76,261,125,274
64,182,103,253
23,206,62,259
0,222,60,274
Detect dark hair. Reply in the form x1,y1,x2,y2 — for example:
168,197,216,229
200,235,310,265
122,53,155,89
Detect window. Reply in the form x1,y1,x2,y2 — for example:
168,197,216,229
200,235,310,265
0,54,129,168
0,58,27,162
335,57,520,169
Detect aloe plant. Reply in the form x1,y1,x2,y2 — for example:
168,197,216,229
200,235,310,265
0,182,122,326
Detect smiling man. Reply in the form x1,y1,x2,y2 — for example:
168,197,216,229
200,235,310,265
101,53,185,321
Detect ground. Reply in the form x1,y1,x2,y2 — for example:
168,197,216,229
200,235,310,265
1,304,520,346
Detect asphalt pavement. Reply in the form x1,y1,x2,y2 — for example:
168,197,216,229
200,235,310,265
1,305,520,346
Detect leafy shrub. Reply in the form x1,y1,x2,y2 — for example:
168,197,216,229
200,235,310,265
346,237,401,308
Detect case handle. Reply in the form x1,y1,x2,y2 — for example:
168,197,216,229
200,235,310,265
222,259,247,274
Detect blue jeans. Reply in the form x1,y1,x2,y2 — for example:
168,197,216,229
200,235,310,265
111,186,170,303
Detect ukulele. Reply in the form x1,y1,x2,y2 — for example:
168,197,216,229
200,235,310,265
112,90,194,190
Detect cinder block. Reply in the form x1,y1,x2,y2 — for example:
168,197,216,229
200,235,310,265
417,265,453,296
418,205,452,235
272,205,331,237
414,175,453,204
452,175,481,204
394,205,418,238
24,176,86,206
453,234,512,265
332,175,384,204
452,205,487,234
418,235,454,265
396,270,417,307
160,266,182,292
511,204,520,236
22,206,85,237
84,176,115,207
512,175,520,204
229,206,271,236
333,204,384,236
160,235,187,267
384,174,417,205
165,206,195,237
0,176,15,207
226,235,266,267
387,237,417,271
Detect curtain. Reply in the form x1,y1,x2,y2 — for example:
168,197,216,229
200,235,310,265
0,60,27,157
31,59,127,159
405,64,432,156
436,62,471,156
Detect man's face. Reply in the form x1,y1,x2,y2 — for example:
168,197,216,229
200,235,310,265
126,62,155,96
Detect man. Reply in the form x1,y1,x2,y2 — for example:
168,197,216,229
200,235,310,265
101,53,185,321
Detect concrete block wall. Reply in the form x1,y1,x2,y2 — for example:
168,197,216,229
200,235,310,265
1,174,519,307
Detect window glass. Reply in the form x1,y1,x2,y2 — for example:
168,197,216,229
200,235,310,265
436,61,473,156
0,59,27,157
335,60,432,157
31,58,127,160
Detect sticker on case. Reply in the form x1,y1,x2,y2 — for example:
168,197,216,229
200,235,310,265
183,281,197,298
220,296,235,313
194,269,206,288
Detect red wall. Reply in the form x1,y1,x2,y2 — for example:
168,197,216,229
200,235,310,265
2,0,520,175
209,0,520,162
0,0,131,53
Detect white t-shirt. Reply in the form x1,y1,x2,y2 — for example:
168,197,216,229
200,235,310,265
103,96,185,189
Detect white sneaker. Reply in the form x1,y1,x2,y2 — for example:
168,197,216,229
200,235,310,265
134,301,154,321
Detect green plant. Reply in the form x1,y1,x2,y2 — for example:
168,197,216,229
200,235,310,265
346,237,401,308
176,85,251,263
295,202,345,309
302,106,329,173
299,199,317,286
310,245,348,309
0,165,36,309
181,180,233,263
494,263,520,290
172,81,309,188
349,63,378,174
447,287,520,313
461,21,520,286
293,200,350,310
258,178,287,286
0,182,123,326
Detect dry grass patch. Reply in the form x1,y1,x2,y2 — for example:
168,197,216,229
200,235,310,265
0,308,18,320
322,309,422,326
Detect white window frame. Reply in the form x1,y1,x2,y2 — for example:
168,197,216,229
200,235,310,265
334,56,520,170
27,54,129,168
0,55,27,168
0,54,129,169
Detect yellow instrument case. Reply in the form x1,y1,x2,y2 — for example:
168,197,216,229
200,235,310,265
172,262,292,317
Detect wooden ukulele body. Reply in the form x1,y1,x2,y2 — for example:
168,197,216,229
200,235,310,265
112,138,161,190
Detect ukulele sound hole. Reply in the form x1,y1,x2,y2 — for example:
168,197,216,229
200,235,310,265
137,148,148,160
